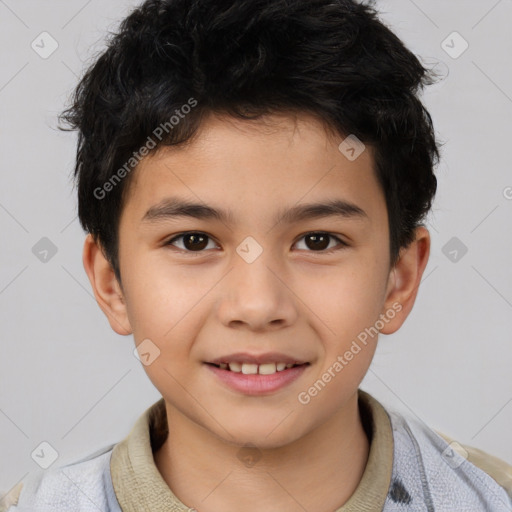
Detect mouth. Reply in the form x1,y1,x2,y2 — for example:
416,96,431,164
204,354,311,395
205,361,309,375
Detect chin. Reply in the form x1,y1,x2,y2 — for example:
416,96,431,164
215,418,306,451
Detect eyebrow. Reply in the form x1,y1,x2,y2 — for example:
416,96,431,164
142,197,368,225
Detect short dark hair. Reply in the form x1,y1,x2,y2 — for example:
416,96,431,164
60,0,441,281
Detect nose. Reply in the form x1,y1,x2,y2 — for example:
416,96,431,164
215,250,299,332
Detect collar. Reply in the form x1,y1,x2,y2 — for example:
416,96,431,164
110,389,393,511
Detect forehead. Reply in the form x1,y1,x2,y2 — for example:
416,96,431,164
122,112,385,225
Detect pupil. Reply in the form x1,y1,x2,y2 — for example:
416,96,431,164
185,233,208,251
307,234,329,251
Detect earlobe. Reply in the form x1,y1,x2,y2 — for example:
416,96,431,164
380,226,431,335
82,234,132,335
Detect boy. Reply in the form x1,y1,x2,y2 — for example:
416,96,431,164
2,0,511,510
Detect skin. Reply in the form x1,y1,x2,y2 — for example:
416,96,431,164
83,111,430,512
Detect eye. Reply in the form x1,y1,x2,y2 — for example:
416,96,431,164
293,232,347,253
165,231,348,254
165,232,219,252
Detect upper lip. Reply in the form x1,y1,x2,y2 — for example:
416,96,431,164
208,352,308,365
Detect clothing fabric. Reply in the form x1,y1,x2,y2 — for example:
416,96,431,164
2,390,511,511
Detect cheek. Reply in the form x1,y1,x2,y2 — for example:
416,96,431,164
302,256,387,339
122,253,199,337
122,260,216,379
298,271,383,411
124,272,201,389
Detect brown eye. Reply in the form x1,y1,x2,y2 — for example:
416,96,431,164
294,232,346,252
305,233,330,250
183,233,208,250
166,232,216,252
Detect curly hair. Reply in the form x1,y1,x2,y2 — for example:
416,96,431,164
60,0,441,281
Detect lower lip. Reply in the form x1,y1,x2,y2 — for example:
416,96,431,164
205,364,309,395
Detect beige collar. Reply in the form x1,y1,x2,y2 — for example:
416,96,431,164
110,389,393,511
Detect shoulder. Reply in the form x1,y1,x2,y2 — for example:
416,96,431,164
435,431,512,499
1,444,122,512
384,407,512,510
0,482,23,512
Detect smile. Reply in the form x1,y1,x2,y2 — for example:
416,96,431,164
208,362,306,375
205,362,310,395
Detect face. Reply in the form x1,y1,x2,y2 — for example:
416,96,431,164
103,112,409,448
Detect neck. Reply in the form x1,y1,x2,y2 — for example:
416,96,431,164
154,392,370,512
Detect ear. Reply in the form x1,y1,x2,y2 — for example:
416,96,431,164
379,226,431,335
82,234,132,335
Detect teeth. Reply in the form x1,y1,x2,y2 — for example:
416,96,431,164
229,362,242,372
241,363,258,375
223,362,300,374
258,363,277,375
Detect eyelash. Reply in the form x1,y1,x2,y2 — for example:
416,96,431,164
164,231,348,255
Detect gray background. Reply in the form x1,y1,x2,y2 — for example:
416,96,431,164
1,0,511,496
